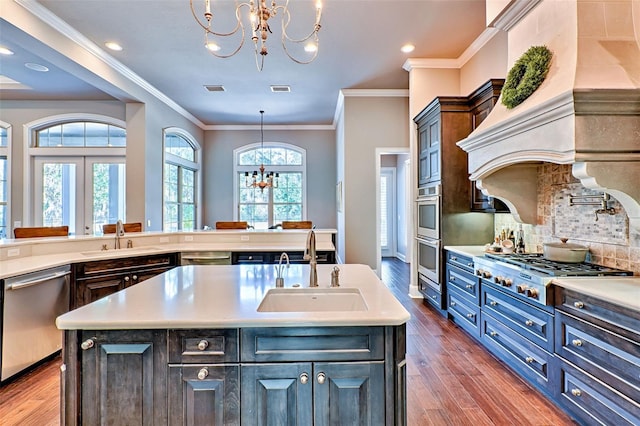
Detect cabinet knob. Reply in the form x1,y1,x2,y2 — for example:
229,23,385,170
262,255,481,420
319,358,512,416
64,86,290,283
573,301,584,309
450,302,457,307
465,284,473,289
571,388,582,397
248,256,253,260
490,301,498,306
571,339,583,347
451,256,458,261
197,367,209,380
197,340,209,351
132,275,138,281
80,338,95,351
300,373,309,385
490,331,498,337
466,313,474,319
317,372,326,384
525,320,534,327
525,356,535,364
467,262,473,267
124,276,130,282
450,276,456,282
430,295,437,300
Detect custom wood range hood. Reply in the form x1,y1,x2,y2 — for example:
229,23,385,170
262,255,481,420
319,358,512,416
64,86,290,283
457,0,640,229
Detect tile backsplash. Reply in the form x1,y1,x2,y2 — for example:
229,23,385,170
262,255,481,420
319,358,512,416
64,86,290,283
494,163,640,274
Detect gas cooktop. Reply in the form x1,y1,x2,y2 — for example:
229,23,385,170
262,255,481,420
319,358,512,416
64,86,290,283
483,253,633,277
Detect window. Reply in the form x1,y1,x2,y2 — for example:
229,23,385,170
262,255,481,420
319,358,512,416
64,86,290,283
163,129,199,231
0,125,8,238
235,143,306,229
28,116,126,235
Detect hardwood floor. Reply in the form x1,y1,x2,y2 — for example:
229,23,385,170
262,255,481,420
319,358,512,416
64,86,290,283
0,259,576,425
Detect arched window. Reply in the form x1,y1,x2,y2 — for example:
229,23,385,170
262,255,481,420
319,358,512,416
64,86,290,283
234,143,306,229
0,123,9,238
163,129,199,231
27,115,126,235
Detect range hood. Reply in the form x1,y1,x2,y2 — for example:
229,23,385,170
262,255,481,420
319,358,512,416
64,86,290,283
457,0,640,229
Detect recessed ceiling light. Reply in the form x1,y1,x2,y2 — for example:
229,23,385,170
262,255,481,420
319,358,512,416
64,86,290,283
206,42,221,52
204,85,225,92
401,43,415,54
105,41,123,51
24,62,49,72
270,85,290,93
0,47,14,55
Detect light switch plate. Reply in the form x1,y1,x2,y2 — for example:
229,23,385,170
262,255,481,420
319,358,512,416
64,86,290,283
241,235,250,241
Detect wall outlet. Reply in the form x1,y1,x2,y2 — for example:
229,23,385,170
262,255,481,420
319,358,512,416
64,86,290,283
241,235,250,241
8,248,20,257
184,235,194,241
147,219,151,227
13,221,21,228
160,237,170,243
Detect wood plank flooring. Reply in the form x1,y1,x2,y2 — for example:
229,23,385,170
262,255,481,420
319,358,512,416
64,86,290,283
0,258,576,425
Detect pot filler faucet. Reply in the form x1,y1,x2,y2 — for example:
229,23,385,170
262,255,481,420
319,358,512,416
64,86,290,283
115,220,125,249
304,230,318,287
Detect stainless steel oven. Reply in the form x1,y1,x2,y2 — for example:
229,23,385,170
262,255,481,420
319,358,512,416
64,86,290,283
416,236,440,284
417,196,440,239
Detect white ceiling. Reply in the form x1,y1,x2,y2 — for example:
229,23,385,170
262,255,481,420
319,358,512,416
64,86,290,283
0,0,487,126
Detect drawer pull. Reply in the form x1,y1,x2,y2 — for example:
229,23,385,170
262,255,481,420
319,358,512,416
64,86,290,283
525,356,535,364
573,301,584,309
317,372,326,384
450,302,457,307
451,256,458,261
525,320,534,327
124,276,130,282
431,295,437,300
465,284,473,289
571,388,582,397
450,277,456,282
81,338,95,351
197,340,209,351
466,313,474,319
197,367,209,380
467,262,473,267
490,301,498,306
300,373,309,385
490,331,498,337
132,275,138,281
571,339,583,347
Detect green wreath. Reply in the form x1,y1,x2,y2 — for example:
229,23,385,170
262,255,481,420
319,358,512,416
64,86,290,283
501,45,553,109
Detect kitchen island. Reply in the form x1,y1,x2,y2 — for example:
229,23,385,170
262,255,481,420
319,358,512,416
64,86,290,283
57,264,410,425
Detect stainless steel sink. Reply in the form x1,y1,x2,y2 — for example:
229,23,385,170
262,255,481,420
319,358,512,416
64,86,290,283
257,287,368,312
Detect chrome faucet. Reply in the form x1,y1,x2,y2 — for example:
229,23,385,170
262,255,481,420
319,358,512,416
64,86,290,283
275,252,290,288
115,220,125,249
304,230,318,287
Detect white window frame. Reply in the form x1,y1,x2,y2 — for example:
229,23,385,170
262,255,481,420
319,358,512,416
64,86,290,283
233,142,307,226
162,127,201,231
0,121,11,238
24,114,126,230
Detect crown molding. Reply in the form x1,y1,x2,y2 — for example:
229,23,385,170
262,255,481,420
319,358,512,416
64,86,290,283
207,124,336,131
489,0,542,32
339,89,409,98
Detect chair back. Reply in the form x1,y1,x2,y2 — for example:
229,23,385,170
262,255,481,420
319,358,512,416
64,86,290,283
215,221,249,230
282,221,313,229
14,226,69,238
102,222,143,234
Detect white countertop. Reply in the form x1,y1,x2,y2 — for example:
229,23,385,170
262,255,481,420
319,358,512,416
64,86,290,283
552,277,640,312
444,245,488,258
56,264,410,330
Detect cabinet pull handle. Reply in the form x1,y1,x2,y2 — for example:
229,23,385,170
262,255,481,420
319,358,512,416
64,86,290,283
490,331,498,337
450,302,457,307
197,340,209,351
573,301,584,309
465,284,473,289
466,313,474,319
431,295,437,300
451,256,458,261
80,338,95,351
450,277,456,281
124,276,130,282
525,320,534,326
132,275,138,281
467,262,473,267
571,339,583,347
525,356,535,364
571,388,582,397
317,372,326,384
197,367,208,380
300,373,309,385
490,301,498,306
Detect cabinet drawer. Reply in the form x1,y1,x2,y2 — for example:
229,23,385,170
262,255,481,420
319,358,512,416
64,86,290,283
232,253,267,264
447,287,480,339
555,310,639,402
446,265,478,301
482,284,554,352
75,253,177,277
481,313,553,394
446,251,474,273
168,329,239,363
240,327,384,362
555,358,640,426
555,286,640,340
418,273,443,310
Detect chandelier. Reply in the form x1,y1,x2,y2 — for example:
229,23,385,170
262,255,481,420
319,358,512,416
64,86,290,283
190,0,323,71
246,111,278,192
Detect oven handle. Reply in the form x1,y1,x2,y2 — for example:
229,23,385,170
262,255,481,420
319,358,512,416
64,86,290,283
415,237,440,248
7,271,71,290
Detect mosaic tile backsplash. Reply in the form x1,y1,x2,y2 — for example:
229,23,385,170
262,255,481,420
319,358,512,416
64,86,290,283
494,164,640,274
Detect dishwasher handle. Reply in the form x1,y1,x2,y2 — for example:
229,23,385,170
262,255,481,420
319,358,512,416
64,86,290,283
7,271,71,290
181,255,231,260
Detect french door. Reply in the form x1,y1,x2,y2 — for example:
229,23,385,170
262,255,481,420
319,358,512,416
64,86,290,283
380,167,396,257
34,157,125,235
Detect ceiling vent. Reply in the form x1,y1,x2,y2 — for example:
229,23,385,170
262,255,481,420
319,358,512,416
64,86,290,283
270,85,290,93
204,85,225,92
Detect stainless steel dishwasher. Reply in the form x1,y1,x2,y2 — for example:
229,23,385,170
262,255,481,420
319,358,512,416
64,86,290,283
1,265,70,381
180,251,232,265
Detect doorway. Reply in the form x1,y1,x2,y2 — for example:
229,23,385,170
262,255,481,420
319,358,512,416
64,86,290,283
380,167,396,257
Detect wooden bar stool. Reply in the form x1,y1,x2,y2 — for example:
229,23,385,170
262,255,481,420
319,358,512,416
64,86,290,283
14,226,69,238
281,221,313,229
102,222,143,234
215,221,249,230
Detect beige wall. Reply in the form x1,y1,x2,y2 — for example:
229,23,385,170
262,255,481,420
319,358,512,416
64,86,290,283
203,128,336,229
340,95,410,269
460,30,509,95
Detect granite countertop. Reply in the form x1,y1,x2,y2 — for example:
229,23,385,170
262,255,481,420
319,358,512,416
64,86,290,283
56,264,411,330
552,277,640,312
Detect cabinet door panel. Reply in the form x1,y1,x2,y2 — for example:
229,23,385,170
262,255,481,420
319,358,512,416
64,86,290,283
241,363,312,426
77,275,125,306
314,362,385,426
168,365,240,426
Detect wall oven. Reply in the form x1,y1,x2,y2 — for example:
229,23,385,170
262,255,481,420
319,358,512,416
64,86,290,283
416,236,440,284
416,184,440,239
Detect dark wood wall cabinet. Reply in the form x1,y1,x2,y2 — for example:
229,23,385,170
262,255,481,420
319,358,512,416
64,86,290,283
62,325,407,425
